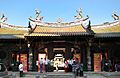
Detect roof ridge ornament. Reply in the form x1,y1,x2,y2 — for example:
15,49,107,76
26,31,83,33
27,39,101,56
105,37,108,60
0,13,7,28
29,9,43,22
74,8,83,19
112,11,119,21
74,8,89,26
0,13,7,22
56,17,62,23
28,9,43,29
35,9,43,21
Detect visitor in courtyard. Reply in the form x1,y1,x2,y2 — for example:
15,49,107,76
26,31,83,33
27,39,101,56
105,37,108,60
75,58,80,76
56,63,58,71
72,61,77,75
108,59,112,72
101,57,105,71
40,58,43,73
115,63,119,72
44,58,49,72
104,59,109,72
36,60,38,71
18,62,23,77
64,59,69,72
68,58,73,72
79,62,83,77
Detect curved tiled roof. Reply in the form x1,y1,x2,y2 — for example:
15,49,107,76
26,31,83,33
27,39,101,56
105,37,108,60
0,28,28,39
0,23,28,39
1,20,120,38
27,17,91,36
91,21,120,37
27,24,91,36
0,28,27,34
91,21,120,33
33,25,86,33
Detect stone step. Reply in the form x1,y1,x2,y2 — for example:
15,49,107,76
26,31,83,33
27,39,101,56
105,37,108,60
46,72,75,78
9,71,76,78
46,75,75,78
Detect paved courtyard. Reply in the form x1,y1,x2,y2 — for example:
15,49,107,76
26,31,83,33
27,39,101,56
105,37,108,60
8,71,120,78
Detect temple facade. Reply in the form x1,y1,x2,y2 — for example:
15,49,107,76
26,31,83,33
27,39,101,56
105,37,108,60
0,10,120,72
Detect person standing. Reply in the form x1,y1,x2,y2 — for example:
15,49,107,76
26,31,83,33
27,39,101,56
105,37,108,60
115,63,119,72
19,62,23,77
75,58,79,76
40,58,43,73
44,58,49,72
68,58,73,72
72,61,77,75
79,62,83,77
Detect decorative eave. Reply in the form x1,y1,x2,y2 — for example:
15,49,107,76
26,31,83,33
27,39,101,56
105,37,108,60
0,34,24,39
25,32,90,37
94,32,120,38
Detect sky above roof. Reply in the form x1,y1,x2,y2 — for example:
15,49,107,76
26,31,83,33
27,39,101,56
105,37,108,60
0,0,120,27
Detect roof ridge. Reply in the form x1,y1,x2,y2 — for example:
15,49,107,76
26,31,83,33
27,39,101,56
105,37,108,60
92,21,120,28
37,24,83,28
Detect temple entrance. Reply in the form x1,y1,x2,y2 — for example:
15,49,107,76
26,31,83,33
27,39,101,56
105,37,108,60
53,48,65,70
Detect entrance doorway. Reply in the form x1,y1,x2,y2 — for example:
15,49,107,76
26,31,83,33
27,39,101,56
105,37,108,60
53,48,65,70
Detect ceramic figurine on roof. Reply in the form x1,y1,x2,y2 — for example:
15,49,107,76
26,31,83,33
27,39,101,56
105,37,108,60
35,9,43,21
29,9,43,22
112,11,119,21
0,13,7,28
56,17,62,23
0,13,7,22
74,8,90,29
28,9,43,29
74,8,83,19
74,8,89,22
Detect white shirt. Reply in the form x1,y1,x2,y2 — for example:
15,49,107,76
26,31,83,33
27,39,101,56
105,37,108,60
19,64,23,71
40,59,43,64
45,59,49,65
69,59,73,65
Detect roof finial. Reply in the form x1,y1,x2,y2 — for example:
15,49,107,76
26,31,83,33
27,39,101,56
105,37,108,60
0,13,7,28
56,17,62,23
112,11,119,21
0,13,7,22
35,9,43,21
29,9,43,22
74,8,83,19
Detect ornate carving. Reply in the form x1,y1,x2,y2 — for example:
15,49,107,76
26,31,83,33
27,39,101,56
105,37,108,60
74,8,83,19
28,9,43,29
35,9,43,21
56,17,62,23
0,13,7,22
112,11,119,20
29,9,43,22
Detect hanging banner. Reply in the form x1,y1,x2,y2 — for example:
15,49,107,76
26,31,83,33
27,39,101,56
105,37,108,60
94,53,101,72
20,54,28,72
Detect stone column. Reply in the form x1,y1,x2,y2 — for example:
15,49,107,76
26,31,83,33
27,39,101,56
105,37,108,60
87,40,92,71
65,46,71,59
48,46,54,60
81,44,87,71
28,42,33,71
